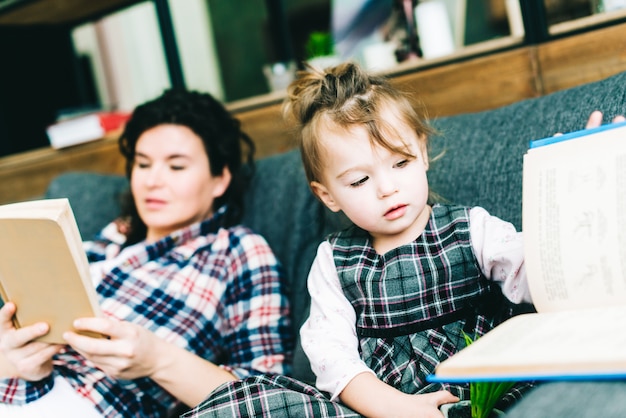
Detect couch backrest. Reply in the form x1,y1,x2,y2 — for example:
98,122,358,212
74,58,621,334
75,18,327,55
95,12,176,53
427,69,626,231
45,172,129,241
45,70,626,383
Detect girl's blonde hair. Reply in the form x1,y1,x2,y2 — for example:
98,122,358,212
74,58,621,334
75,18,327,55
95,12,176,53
283,62,433,184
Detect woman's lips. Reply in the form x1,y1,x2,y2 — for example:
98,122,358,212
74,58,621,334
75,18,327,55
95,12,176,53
144,198,167,210
384,204,407,220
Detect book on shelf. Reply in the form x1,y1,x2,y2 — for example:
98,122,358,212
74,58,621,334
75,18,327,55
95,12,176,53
428,120,626,383
46,110,130,149
0,198,102,344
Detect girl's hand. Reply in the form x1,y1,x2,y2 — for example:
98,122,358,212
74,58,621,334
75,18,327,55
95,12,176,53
66,316,237,407
0,302,62,380
341,372,459,417
63,316,165,380
385,390,459,418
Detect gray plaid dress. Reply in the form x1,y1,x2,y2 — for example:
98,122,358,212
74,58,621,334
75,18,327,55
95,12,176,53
330,204,526,401
184,204,531,418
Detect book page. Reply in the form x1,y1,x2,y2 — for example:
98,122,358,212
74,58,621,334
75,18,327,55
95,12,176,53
432,305,626,380
523,124,626,313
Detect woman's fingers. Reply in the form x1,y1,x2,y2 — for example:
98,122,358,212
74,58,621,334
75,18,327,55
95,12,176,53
0,302,17,333
0,302,52,351
585,111,625,129
585,110,604,129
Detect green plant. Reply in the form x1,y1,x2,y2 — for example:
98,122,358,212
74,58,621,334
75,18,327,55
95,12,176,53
305,31,334,59
462,332,516,418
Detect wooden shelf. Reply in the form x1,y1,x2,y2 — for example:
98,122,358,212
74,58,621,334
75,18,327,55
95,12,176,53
5,19,626,206
549,8,626,35
3,5,626,207
0,132,125,205
227,35,525,115
0,0,142,25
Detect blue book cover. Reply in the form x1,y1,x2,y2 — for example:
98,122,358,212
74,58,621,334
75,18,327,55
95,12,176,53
529,120,626,149
427,371,626,384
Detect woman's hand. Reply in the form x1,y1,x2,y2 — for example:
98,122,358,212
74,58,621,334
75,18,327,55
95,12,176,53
63,316,164,380
65,316,236,407
0,302,62,380
554,111,625,137
585,110,626,128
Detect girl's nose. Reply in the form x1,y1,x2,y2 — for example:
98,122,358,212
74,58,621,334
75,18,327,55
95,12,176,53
377,176,398,199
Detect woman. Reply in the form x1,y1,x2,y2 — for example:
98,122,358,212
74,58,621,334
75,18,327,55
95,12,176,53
0,89,293,417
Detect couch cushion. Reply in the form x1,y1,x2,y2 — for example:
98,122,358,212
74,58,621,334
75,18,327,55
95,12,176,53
45,171,129,241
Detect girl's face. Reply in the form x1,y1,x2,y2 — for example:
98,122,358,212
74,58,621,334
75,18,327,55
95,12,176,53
311,110,430,254
131,124,231,243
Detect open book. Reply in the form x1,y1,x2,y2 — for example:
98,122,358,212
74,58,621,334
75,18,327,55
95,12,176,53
429,121,626,383
0,198,102,344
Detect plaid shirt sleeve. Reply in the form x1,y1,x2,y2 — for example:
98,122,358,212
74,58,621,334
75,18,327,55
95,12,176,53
0,373,55,404
214,228,294,378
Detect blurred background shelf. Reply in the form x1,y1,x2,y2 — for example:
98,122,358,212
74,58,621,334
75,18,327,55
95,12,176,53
2,0,626,205
0,0,142,25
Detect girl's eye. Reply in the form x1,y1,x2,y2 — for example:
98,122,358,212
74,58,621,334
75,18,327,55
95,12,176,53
350,177,368,187
395,159,409,168
170,165,185,171
135,161,149,169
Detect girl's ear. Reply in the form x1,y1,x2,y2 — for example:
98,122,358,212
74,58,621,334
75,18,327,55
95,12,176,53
211,166,232,198
310,181,341,212
420,141,429,171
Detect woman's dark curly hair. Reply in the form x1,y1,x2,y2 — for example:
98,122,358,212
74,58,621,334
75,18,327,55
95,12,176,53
118,88,255,244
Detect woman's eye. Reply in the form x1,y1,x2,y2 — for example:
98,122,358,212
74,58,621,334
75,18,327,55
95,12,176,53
395,159,409,168
350,177,368,187
135,161,149,169
170,165,185,171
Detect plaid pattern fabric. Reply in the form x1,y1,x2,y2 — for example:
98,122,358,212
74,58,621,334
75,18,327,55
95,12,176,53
183,374,361,418
331,204,530,405
178,205,532,416
0,206,293,417
330,205,492,338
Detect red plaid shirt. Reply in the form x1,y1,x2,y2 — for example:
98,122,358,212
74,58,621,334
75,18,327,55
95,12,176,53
0,207,293,417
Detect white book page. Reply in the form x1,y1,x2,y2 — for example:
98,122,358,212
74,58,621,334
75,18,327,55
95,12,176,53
435,305,626,378
522,125,626,313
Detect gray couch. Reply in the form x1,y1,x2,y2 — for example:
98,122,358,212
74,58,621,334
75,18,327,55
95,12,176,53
46,70,626,416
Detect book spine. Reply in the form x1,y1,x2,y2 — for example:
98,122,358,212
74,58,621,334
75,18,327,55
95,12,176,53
0,279,20,329
428,371,626,383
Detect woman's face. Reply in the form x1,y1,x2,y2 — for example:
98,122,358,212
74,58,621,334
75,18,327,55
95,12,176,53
130,124,231,243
